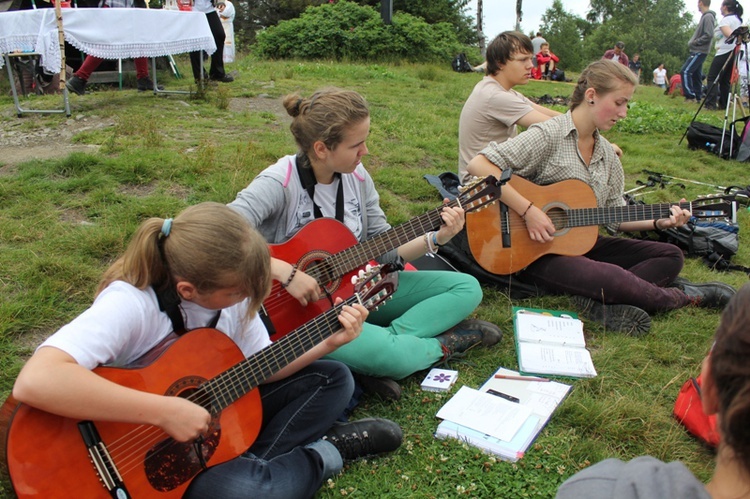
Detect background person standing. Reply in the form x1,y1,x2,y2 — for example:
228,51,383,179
681,0,717,103
602,41,629,67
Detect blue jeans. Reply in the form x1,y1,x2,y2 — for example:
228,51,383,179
681,52,707,100
184,360,353,499
518,236,691,313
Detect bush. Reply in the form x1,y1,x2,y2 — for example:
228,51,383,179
254,0,467,63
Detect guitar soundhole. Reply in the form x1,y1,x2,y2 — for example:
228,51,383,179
299,251,341,294
144,377,221,491
546,207,569,233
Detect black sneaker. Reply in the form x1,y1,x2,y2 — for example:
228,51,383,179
354,374,402,401
322,418,402,461
436,318,503,355
137,77,164,92
675,280,736,309
572,296,651,337
65,75,87,96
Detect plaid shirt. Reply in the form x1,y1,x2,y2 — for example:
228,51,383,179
480,111,625,208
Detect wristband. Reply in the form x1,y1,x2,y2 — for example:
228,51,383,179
653,219,660,230
432,231,443,248
521,201,534,219
282,265,297,288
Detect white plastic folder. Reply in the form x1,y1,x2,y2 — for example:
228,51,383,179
435,368,571,462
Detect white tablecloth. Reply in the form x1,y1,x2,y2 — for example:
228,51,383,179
0,8,216,72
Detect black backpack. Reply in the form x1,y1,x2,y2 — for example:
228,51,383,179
451,53,473,73
686,120,745,159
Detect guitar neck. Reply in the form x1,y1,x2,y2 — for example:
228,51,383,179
568,201,692,227
325,207,447,276
202,296,356,413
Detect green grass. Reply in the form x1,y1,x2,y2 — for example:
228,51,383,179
1,57,747,498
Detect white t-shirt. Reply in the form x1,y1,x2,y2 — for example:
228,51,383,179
40,281,271,370
715,14,742,55
653,68,667,85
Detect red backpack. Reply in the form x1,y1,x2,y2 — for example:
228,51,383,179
673,374,720,447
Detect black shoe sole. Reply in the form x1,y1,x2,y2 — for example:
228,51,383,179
573,296,651,337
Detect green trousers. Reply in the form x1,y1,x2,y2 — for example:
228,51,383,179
325,270,482,380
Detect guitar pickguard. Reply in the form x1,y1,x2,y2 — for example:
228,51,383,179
144,375,220,492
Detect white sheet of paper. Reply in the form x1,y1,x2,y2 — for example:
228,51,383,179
436,386,532,442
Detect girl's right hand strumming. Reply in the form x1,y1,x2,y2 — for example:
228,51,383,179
271,258,321,306
284,269,321,306
158,396,212,442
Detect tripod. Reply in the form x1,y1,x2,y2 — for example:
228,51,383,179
679,30,750,159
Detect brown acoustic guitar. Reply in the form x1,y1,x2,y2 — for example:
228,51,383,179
466,175,734,275
0,266,397,499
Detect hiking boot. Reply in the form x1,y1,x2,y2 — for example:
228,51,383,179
65,75,87,96
209,73,234,83
137,77,164,92
572,296,651,337
322,418,402,461
354,374,402,401
675,280,736,309
436,318,503,360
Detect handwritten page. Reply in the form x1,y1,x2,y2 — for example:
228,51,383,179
436,386,532,442
515,311,585,347
517,342,597,378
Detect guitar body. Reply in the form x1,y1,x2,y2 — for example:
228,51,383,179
266,218,360,341
466,176,599,275
3,329,262,499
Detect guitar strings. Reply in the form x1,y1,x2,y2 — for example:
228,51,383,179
99,293,369,484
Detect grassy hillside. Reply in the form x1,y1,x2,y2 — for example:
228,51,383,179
1,56,747,498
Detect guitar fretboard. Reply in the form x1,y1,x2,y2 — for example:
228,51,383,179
201,295,357,413
567,202,692,228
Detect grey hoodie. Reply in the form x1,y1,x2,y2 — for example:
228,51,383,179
689,9,717,53
555,456,710,499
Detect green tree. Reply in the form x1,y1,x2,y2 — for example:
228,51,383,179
539,0,588,71
581,0,692,80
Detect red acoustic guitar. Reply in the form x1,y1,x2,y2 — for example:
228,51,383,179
263,176,502,340
0,267,397,499
466,176,734,275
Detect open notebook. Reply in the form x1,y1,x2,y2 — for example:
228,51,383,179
514,307,597,378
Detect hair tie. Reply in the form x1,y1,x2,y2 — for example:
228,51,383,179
161,218,173,238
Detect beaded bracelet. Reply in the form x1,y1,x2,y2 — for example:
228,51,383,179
424,232,438,255
282,265,297,288
521,201,534,219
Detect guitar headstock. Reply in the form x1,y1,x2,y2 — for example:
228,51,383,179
691,195,736,222
457,176,503,214
352,264,399,311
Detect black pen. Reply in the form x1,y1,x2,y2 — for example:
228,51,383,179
486,389,520,403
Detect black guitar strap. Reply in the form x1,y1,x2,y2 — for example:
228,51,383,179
296,153,344,222
153,284,221,336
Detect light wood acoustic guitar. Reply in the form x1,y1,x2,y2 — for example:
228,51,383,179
0,266,397,499
466,175,734,275
262,175,502,341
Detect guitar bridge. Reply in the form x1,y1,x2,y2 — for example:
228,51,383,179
500,203,511,248
78,421,132,499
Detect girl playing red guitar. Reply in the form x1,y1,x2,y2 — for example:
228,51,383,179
230,88,502,398
9,202,401,498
